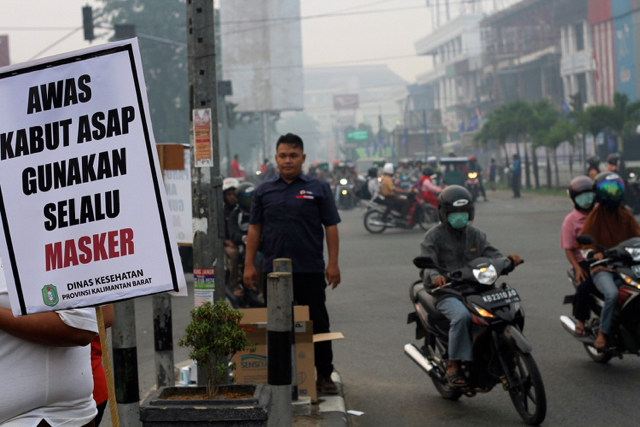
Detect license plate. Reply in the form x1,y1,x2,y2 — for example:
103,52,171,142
481,288,520,308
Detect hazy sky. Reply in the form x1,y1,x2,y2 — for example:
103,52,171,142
0,0,520,82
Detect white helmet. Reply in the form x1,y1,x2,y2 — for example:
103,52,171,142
222,177,239,192
383,163,395,175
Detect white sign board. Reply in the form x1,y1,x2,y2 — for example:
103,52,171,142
163,147,193,244
0,39,186,316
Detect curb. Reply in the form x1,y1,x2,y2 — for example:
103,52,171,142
309,371,348,427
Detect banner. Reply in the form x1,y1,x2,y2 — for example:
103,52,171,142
0,39,186,315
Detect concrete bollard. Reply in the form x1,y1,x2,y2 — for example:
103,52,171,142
267,272,293,427
112,300,142,426
152,293,175,388
272,258,299,401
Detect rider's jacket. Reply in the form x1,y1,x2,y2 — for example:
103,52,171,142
419,223,502,304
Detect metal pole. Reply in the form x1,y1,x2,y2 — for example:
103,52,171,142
187,0,226,385
263,111,270,163
423,109,429,157
112,300,141,427
153,294,174,388
267,272,293,427
273,259,298,401
221,97,231,177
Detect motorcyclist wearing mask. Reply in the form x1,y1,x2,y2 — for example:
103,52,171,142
579,172,640,349
380,162,412,223
419,186,522,387
229,182,264,302
560,176,596,336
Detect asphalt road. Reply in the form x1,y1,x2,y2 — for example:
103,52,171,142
331,190,640,427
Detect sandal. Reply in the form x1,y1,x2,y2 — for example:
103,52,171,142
445,370,467,387
594,335,607,349
574,326,588,337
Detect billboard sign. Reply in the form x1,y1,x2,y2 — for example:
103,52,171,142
614,14,635,100
0,39,186,315
333,94,359,110
221,0,303,112
347,130,369,142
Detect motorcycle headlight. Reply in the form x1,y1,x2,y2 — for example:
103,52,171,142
625,247,640,261
340,178,348,185
472,265,498,285
620,272,640,289
341,189,348,195
468,172,478,179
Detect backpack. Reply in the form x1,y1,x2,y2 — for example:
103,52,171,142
355,180,372,200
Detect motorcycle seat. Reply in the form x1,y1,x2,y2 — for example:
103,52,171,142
417,287,446,320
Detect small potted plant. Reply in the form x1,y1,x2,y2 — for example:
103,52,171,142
140,300,267,426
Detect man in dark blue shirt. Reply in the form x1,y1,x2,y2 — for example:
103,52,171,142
244,133,342,395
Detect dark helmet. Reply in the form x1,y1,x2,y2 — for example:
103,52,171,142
437,185,475,226
607,153,620,166
422,167,435,177
367,167,378,178
236,182,256,212
594,172,625,207
587,156,600,167
568,176,595,211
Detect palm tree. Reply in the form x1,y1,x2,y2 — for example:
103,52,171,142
546,121,577,187
505,100,534,189
530,100,559,189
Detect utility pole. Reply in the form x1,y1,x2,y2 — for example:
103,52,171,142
186,0,226,386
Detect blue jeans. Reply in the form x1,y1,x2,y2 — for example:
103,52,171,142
437,297,473,361
592,271,620,335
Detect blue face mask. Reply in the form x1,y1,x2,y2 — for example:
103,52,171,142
575,192,595,210
447,212,469,229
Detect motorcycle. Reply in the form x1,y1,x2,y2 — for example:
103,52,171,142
362,192,438,233
225,240,265,309
560,234,640,364
334,177,356,210
465,171,480,200
405,256,546,426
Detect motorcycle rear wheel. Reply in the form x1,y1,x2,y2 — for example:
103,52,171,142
507,349,547,426
425,338,462,401
363,210,387,234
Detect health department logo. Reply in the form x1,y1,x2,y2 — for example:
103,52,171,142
240,354,267,369
42,285,59,307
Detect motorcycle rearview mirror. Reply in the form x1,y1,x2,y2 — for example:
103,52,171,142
576,234,594,245
576,234,608,251
413,256,437,269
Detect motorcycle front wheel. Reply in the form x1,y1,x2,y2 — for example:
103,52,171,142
507,349,547,426
363,209,387,234
417,205,437,231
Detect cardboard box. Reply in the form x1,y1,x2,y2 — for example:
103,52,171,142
230,306,344,403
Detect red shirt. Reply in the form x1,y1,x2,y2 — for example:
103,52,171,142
231,160,241,178
91,336,108,405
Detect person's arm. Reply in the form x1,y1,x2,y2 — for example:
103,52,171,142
243,223,262,286
102,304,114,329
0,309,96,347
419,231,443,286
325,225,341,289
